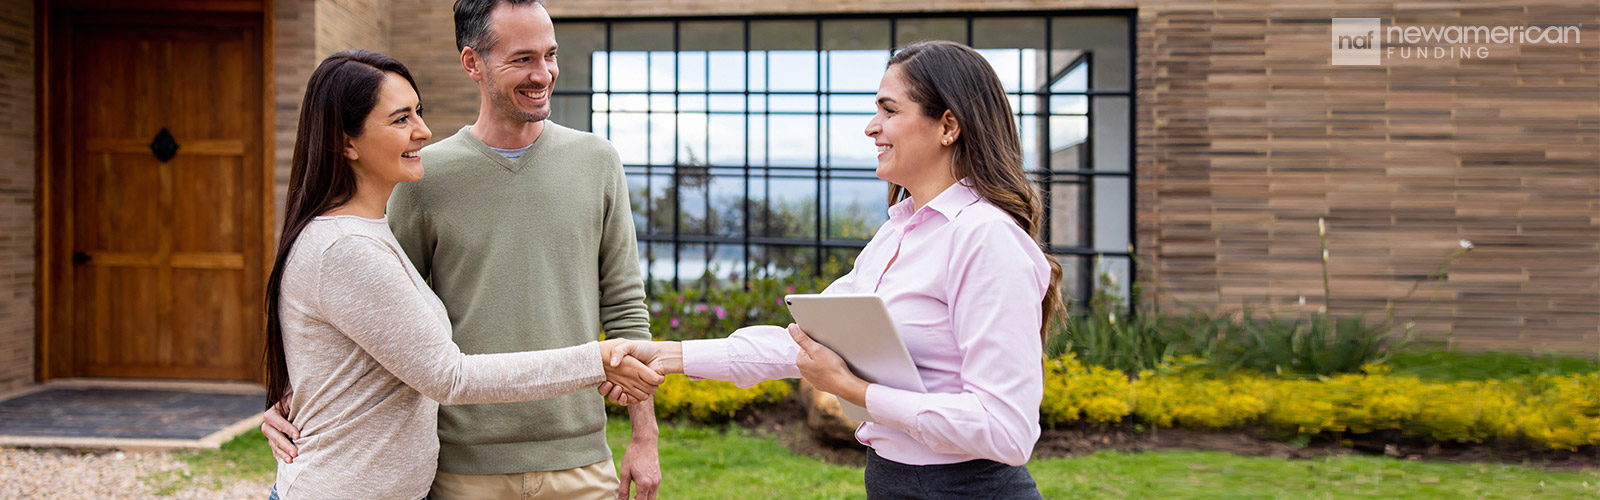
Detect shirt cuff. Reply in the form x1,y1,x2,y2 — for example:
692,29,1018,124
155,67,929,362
866,383,922,431
681,339,731,382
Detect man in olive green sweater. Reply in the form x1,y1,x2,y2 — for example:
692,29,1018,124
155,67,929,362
261,1,660,499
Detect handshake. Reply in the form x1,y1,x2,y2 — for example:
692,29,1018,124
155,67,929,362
595,339,680,405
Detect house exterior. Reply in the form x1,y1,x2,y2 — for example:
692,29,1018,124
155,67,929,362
1,0,1595,394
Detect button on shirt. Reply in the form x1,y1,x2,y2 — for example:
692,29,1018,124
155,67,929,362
682,181,1050,466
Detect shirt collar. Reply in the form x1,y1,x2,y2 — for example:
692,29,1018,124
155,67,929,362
888,179,981,221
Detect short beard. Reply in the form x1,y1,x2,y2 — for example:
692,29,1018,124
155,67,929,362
485,70,550,124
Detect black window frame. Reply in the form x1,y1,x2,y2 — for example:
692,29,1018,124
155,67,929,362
552,10,1139,300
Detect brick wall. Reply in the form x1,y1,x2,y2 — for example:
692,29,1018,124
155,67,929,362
316,0,390,58
389,0,476,143
294,0,1598,354
0,1,34,392
1132,2,1599,354
272,0,392,237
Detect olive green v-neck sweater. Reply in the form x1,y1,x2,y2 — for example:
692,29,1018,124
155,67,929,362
387,123,651,475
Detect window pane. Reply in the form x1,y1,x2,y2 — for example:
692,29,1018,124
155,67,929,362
973,17,1045,50
1041,177,1088,249
827,50,889,92
768,51,818,92
708,173,746,238
677,52,706,92
610,52,649,92
827,178,887,240
612,22,674,52
1093,176,1131,253
709,51,746,91
1051,16,1130,90
826,113,874,168
1049,115,1089,169
556,22,604,91
708,114,746,166
651,112,676,165
767,115,818,167
895,18,965,47
754,176,817,239
751,20,814,51
610,112,648,164
752,244,816,279
1092,96,1131,173
680,20,742,51
822,19,890,50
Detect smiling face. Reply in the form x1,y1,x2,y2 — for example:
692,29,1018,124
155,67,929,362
473,3,558,124
346,72,431,184
864,65,954,189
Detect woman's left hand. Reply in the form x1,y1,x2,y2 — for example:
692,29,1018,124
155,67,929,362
788,323,871,408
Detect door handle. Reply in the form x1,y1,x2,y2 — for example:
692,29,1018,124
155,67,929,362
72,252,91,264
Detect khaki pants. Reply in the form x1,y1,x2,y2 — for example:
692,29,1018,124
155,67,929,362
429,460,619,500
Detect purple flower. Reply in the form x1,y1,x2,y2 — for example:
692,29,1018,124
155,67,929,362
786,285,796,293
696,304,708,313
670,318,680,328
715,306,727,320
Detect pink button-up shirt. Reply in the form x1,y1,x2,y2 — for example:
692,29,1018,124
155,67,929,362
682,181,1050,466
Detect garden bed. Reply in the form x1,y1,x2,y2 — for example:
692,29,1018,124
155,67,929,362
721,392,1599,471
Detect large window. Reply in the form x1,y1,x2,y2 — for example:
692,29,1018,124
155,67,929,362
552,13,1135,302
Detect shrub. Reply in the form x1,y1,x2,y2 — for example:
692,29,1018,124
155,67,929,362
611,374,794,423
1038,355,1600,451
1040,352,1133,425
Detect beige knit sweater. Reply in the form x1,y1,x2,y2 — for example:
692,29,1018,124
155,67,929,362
271,215,605,500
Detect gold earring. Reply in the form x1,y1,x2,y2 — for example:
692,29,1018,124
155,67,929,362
941,138,951,145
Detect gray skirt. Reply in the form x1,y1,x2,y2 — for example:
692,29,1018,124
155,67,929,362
864,450,1043,500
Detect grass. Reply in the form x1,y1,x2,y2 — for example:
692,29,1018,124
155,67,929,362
144,416,1597,498
1029,450,1598,499
142,430,275,495
1384,350,1600,382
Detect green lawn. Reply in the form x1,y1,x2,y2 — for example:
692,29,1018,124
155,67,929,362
605,419,1598,500
1384,349,1599,382
144,418,1597,498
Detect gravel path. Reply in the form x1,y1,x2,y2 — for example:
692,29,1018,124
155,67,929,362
0,447,270,499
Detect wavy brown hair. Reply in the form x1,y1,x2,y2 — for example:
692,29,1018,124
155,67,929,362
885,40,1065,343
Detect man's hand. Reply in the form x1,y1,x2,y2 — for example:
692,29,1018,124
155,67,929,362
789,323,870,408
260,392,301,464
600,339,666,402
617,398,661,500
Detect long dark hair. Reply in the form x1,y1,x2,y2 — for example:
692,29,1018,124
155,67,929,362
884,40,1066,343
264,50,419,410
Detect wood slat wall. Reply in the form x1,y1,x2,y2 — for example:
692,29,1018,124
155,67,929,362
0,0,37,394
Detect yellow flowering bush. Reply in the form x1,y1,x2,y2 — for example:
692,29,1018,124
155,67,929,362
1513,373,1600,451
1039,355,1599,450
648,374,793,422
1040,352,1133,425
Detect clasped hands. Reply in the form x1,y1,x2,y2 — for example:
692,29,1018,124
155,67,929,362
598,338,668,404
596,325,870,409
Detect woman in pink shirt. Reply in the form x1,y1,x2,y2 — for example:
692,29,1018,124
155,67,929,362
607,40,1063,499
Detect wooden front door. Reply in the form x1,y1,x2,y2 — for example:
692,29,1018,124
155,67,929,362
45,10,267,382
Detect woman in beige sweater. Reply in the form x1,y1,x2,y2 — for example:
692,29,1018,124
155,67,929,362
261,50,662,500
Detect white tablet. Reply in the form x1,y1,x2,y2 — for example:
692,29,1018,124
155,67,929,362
784,293,926,423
